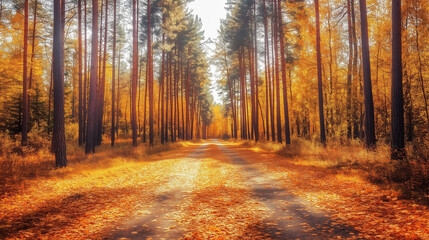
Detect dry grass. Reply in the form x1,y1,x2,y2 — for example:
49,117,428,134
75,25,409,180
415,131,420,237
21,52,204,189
230,137,429,203
0,128,189,196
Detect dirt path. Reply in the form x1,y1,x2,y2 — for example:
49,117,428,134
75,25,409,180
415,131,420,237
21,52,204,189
105,141,359,240
2,141,428,239
216,141,358,239
106,144,207,239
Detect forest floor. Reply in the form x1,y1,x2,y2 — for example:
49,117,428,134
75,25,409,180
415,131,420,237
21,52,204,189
0,140,428,239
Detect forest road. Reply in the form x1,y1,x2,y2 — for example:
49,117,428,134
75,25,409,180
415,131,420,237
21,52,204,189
106,140,360,240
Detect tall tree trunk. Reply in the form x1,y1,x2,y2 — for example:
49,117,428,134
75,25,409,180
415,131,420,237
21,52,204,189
116,47,121,137
351,0,359,139
315,0,326,145
85,0,98,154
83,0,87,142
111,0,117,146
346,0,353,139
53,0,67,166
131,0,138,146
78,0,83,146
165,53,170,142
160,31,166,144
22,0,29,146
263,0,270,141
97,0,108,145
248,47,256,140
270,15,275,142
143,59,148,142
273,0,282,143
138,50,143,136
253,0,259,142
28,0,38,129
147,0,154,146
359,0,376,149
391,0,405,160
277,0,290,145
185,49,190,140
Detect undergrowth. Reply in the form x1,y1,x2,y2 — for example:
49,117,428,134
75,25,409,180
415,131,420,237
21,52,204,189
238,137,429,204
0,127,187,194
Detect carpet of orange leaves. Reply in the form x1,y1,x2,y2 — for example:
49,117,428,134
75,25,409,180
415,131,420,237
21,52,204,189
229,142,429,240
1,140,428,239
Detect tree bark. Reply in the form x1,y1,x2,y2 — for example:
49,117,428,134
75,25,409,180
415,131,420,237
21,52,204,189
53,0,67,166
96,0,108,145
78,0,83,146
147,0,154,146
391,0,405,160
359,0,376,149
85,0,98,154
315,0,326,145
22,0,29,146
277,0,290,145
131,0,138,146
111,0,117,146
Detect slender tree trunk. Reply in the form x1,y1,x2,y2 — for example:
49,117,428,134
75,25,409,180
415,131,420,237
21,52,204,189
315,0,326,145
53,0,67,166
138,50,143,136
160,32,166,144
28,0,38,129
78,0,83,146
85,0,98,154
96,0,108,145
270,6,276,142
131,0,138,146
116,47,121,137
22,0,29,146
391,0,405,160
248,47,256,140
253,0,259,142
111,0,117,146
83,0,87,142
185,50,190,140
263,0,270,141
346,0,353,139
273,0,282,143
277,0,290,144
351,0,359,139
359,0,376,149
165,53,170,142
147,0,154,146
143,58,148,142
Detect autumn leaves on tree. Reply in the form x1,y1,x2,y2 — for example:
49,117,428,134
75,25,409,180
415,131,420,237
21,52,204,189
4,0,428,166
215,0,417,160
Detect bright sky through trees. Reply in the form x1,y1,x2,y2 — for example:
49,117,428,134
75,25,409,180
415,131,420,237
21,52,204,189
188,0,228,104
